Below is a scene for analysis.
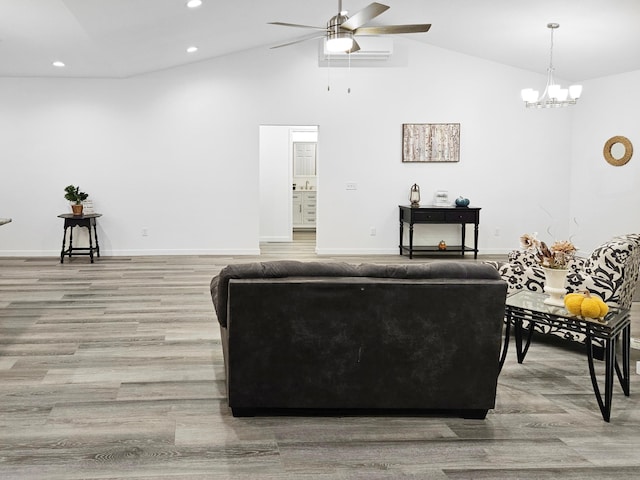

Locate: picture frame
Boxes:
[402,123,460,163]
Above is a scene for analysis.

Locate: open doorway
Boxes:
[259,125,318,253]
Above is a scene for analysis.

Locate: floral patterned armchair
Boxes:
[485,233,640,343]
[488,234,640,309]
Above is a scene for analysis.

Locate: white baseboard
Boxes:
[315,248,399,255]
[0,250,59,257]
[259,236,292,242]
[109,248,261,256]
[0,248,261,257]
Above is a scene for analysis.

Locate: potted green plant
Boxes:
[64,185,89,216]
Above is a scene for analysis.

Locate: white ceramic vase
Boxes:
[542,267,569,307]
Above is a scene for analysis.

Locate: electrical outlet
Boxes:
[494,228,500,237]
[370,227,376,236]
[346,182,357,190]
[142,228,148,237]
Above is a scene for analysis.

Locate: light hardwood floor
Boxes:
[1,236,640,479]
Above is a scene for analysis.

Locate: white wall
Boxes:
[0,37,627,257]
[569,70,640,253]
[259,125,293,242]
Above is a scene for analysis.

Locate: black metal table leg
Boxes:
[498,317,511,372]
[587,334,615,422]
[614,325,630,396]
[513,318,534,364]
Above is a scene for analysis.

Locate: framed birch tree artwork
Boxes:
[402,123,460,163]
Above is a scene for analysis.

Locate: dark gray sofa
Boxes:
[210,260,507,418]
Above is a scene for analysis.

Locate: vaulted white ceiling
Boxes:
[1,0,639,81]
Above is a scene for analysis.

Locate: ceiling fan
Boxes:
[269,1,431,53]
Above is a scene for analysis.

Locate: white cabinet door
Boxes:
[292,192,303,226]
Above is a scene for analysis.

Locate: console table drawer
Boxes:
[445,210,477,223]
[412,211,446,222]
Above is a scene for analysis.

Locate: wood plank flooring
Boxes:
[1,237,640,479]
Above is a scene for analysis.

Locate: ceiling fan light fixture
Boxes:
[186,0,202,8]
[326,32,354,52]
[522,23,582,108]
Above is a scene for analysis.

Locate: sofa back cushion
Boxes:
[211,260,501,327]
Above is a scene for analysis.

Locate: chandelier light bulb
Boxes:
[556,89,568,101]
[520,88,539,103]
[569,84,583,99]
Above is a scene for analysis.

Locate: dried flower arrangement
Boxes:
[520,233,576,269]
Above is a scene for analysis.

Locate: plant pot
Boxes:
[71,204,84,216]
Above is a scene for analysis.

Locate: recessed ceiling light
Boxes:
[186,0,202,8]
[52,61,65,68]
[186,46,199,53]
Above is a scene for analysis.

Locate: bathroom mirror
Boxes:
[293,142,317,176]
[603,135,633,166]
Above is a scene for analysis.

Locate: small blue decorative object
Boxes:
[455,196,470,207]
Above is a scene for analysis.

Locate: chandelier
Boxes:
[521,23,582,108]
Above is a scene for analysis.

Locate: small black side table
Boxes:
[58,213,102,263]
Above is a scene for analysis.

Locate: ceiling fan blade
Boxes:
[268,22,326,31]
[354,24,431,35]
[348,39,361,53]
[270,33,325,49]
[341,2,390,31]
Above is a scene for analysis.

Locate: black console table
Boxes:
[58,213,102,263]
[399,205,481,259]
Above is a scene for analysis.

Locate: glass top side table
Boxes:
[501,290,630,422]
